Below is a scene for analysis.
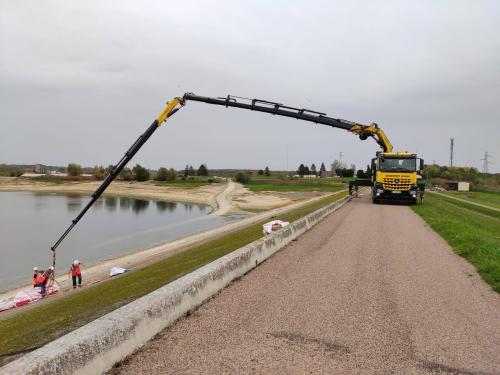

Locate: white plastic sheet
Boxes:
[110,267,129,277]
[262,220,290,235]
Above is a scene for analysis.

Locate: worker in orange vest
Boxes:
[32,267,40,287]
[36,266,54,296]
[68,260,83,289]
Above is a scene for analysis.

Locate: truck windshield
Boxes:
[380,158,416,172]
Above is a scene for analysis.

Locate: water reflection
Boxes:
[66,195,83,212]
[104,196,117,211]
[156,201,177,212]
[94,198,104,210]
[132,199,149,214]
[120,197,132,210]
[184,203,193,212]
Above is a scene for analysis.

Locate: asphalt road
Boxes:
[111,194,500,375]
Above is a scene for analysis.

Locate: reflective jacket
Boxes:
[71,265,81,276]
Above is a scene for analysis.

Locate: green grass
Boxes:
[154,181,209,188]
[0,192,347,359]
[412,194,500,293]
[154,177,217,189]
[245,181,347,193]
[441,191,500,210]
[432,193,500,220]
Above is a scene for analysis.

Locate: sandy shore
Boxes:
[0,177,336,313]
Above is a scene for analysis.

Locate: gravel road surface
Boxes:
[111,194,500,375]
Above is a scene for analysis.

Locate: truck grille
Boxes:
[383,177,412,191]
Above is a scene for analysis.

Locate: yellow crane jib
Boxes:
[156,97,184,126]
[349,123,393,153]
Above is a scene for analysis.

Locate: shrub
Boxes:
[120,168,133,181]
[235,172,250,184]
[165,168,177,181]
[132,164,150,181]
[155,167,168,181]
[67,163,83,177]
[92,165,106,180]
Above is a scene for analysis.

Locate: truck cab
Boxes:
[372,152,424,204]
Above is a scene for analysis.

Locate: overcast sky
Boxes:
[1,0,499,172]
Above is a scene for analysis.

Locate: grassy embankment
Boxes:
[245,178,348,192]
[412,193,500,293]
[440,191,500,210]
[0,192,348,360]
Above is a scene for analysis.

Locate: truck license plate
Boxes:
[391,191,401,194]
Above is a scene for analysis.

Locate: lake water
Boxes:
[0,192,240,292]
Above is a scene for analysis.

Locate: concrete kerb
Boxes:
[0,194,352,375]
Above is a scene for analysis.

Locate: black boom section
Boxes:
[182,93,355,131]
[50,119,161,255]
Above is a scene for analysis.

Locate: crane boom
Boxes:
[49,92,393,267]
[49,98,182,265]
[182,93,393,152]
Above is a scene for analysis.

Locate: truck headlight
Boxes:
[377,188,383,194]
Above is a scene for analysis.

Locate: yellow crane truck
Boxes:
[49,93,425,268]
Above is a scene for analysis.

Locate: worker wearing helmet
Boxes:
[68,260,83,289]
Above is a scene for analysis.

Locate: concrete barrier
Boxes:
[1,194,352,375]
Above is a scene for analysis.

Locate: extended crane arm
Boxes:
[49,97,183,263]
[181,93,393,152]
[49,92,391,265]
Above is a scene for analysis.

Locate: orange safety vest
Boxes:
[36,275,45,284]
[32,273,38,286]
[71,265,81,276]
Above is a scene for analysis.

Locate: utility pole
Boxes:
[450,138,454,167]
[339,152,343,168]
[480,152,492,173]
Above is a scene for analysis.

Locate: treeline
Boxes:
[424,164,499,190]
[296,162,326,176]
[88,163,210,182]
[295,161,372,178]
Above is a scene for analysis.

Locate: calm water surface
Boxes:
[0,192,240,292]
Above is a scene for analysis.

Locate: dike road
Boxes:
[111,193,500,375]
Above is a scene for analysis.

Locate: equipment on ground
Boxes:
[49,93,424,269]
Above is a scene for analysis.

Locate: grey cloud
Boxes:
[0,0,499,171]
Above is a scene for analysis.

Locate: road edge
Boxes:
[0,195,352,375]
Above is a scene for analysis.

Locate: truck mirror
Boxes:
[419,159,424,171]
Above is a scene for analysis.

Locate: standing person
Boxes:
[68,260,83,289]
